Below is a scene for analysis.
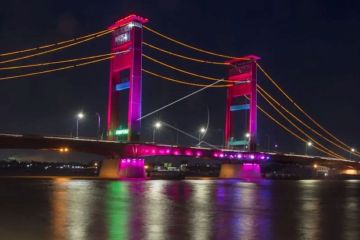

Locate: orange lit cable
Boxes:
[258,85,360,158]
[144,25,353,155]
[143,42,229,65]
[0,56,113,81]
[143,26,249,60]
[257,63,358,155]
[143,60,341,157]
[258,89,343,158]
[0,29,111,57]
[142,69,231,88]
[0,31,111,65]
[143,54,238,83]
[0,52,119,71]
[257,105,343,159]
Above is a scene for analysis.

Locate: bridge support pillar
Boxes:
[219,163,262,179]
[107,15,148,142]
[99,158,146,179]
[224,55,260,151]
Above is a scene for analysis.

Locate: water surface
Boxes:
[0,179,359,240]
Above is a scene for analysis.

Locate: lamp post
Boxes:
[305,141,312,155]
[76,112,84,138]
[153,121,161,143]
[266,134,270,152]
[245,132,250,150]
[350,148,356,160]
[95,112,101,139]
[198,127,206,146]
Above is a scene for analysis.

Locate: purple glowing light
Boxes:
[119,158,146,178]
[243,163,256,166]
[241,163,261,179]
[185,150,193,156]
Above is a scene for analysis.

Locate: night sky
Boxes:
[0,0,359,161]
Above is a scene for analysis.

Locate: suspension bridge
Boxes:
[0,14,359,179]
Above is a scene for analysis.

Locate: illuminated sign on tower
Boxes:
[107,15,148,142]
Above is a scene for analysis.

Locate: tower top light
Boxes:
[108,14,149,30]
[225,55,261,64]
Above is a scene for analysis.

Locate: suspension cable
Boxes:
[159,121,221,150]
[257,63,357,154]
[142,69,231,88]
[143,69,340,157]
[143,26,248,60]
[0,29,111,57]
[0,52,122,71]
[258,85,360,158]
[144,70,343,157]
[138,79,223,121]
[0,31,111,65]
[144,25,354,154]
[143,42,228,65]
[257,104,342,159]
[143,57,339,157]
[258,89,343,159]
[143,54,238,83]
[0,56,113,81]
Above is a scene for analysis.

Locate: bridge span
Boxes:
[0,14,358,179]
[1,134,359,179]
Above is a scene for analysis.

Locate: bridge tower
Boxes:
[107,15,148,141]
[224,55,260,151]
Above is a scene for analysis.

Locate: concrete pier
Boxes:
[219,163,262,179]
[99,158,146,179]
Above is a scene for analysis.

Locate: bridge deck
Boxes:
[0,134,358,168]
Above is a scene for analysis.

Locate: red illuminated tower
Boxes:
[107,15,148,142]
[224,55,260,151]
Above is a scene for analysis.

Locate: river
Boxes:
[0,178,359,240]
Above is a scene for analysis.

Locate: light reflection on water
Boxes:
[0,179,359,240]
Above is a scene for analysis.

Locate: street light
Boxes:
[350,148,356,160]
[244,133,251,150]
[76,112,84,138]
[59,147,69,153]
[305,141,312,155]
[266,134,270,152]
[153,121,161,143]
[198,127,207,146]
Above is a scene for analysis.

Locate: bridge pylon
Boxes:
[224,55,260,151]
[107,15,148,141]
